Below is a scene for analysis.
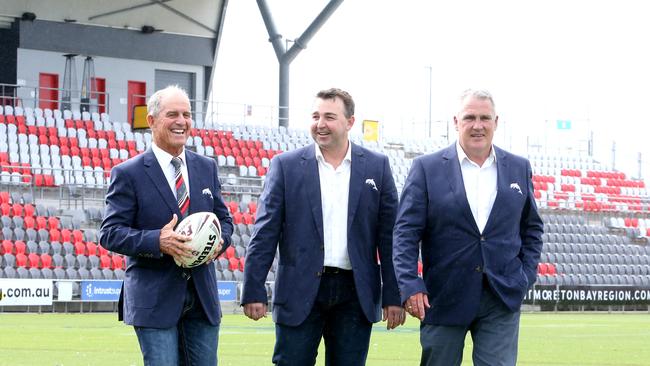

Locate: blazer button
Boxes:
[316,271,322,277]
[475,265,482,272]
[480,236,486,242]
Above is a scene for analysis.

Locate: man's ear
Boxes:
[347,116,355,131]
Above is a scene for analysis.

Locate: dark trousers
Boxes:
[272,269,373,366]
[420,285,520,366]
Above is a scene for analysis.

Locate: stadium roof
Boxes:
[0,0,226,39]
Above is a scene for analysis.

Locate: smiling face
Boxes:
[147,89,192,156]
[310,96,354,154]
[454,95,498,165]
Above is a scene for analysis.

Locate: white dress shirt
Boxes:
[151,143,190,201]
[456,141,497,233]
[316,142,352,270]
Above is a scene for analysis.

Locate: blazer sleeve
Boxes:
[241,156,285,305]
[393,158,429,304]
[377,155,401,307]
[99,166,162,258]
[519,160,544,286]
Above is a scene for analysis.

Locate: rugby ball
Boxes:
[174,212,222,268]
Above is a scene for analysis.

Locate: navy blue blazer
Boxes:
[241,143,401,326]
[99,148,233,328]
[393,144,543,326]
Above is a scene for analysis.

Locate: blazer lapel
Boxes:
[301,146,324,243]
[347,144,365,233]
[483,147,507,233]
[443,144,480,233]
[185,151,200,215]
[143,148,180,215]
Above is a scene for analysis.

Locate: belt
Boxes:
[322,266,352,275]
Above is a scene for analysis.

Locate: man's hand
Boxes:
[405,292,430,321]
[159,214,193,260]
[243,302,267,321]
[382,305,406,330]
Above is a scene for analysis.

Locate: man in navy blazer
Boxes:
[100,85,233,365]
[242,88,404,365]
[393,89,543,366]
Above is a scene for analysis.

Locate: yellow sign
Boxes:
[132,105,149,130]
[363,120,379,141]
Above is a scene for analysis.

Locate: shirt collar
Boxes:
[315,141,352,166]
[456,140,496,167]
[152,142,187,168]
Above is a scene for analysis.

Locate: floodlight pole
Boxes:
[257,0,344,128]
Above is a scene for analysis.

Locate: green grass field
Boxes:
[1,312,650,365]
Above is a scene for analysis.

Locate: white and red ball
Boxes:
[174,212,222,268]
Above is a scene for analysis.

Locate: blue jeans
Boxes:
[420,285,520,366]
[134,281,220,366]
[273,270,372,366]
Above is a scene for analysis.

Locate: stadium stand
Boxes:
[3,101,650,313]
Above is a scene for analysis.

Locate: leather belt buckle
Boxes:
[323,266,350,274]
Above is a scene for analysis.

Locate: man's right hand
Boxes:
[243,303,268,321]
[405,292,430,321]
[159,214,193,260]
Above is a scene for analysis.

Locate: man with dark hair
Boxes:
[100,85,233,365]
[242,88,404,365]
[393,89,543,366]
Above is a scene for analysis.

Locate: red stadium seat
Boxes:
[99,255,112,269]
[227,201,239,214]
[27,252,40,268]
[24,203,35,217]
[11,203,23,217]
[228,257,239,271]
[98,245,109,257]
[23,216,35,229]
[0,203,10,216]
[74,241,86,256]
[247,201,257,215]
[60,229,72,243]
[14,240,26,255]
[232,212,243,225]
[112,255,124,270]
[35,216,47,230]
[72,229,84,243]
[49,228,61,242]
[86,242,98,256]
[225,246,235,259]
[1,240,14,255]
[16,253,27,267]
[40,253,52,269]
[48,216,60,229]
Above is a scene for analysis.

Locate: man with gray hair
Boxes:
[100,85,233,365]
[392,89,543,365]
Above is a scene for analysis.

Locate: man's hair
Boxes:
[316,88,355,118]
[147,85,190,118]
[459,88,495,110]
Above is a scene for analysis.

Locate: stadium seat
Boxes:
[99,255,112,269]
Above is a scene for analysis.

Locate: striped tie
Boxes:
[171,157,190,217]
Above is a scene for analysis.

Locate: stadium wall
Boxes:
[16,48,205,124]
[5,18,214,122]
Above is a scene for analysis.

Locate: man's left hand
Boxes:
[382,305,406,330]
